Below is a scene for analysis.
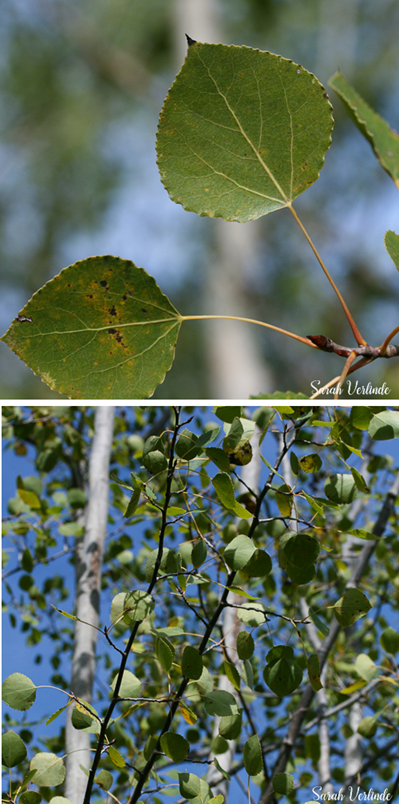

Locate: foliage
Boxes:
[2,404,399,803]
[1,38,399,399]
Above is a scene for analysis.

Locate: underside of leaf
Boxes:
[157,42,333,222]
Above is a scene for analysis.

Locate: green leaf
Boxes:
[156,635,175,673]
[18,489,41,509]
[29,753,66,787]
[329,71,399,188]
[368,410,399,440]
[355,653,377,683]
[308,605,330,637]
[213,758,230,780]
[204,690,239,717]
[347,528,376,541]
[175,429,200,461]
[21,548,34,573]
[111,669,142,698]
[95,769,113,790]
[283,533,320,568]
[299,454,322,473]
[212,473,252,519]
[224,534,256,571]
[385,230,399,271]
[237,631,254,660]
[350,467,369,493]
[213,406,244,423]
[182,646,203,680]
[124,487,141,518]
[224,660,241,691]
[1,256,181,399]
[46,797,73,804]
[263,646,303,696]
[380,626,399,654]
[222,417,244,450]
[241,549,272,578]
[334,588,371,627]
[67,488,87,508]
[324,473,357,504]
[357,715,378,738]
[237,602,265,627]
[307,654,323,692]
[243,734,263,776]
[142,450,168,474]
[241,659,254,690]
[192,539,208,568]
[286,562,315,585]
[205,447,232,473]
[107,746,126,768]
[45,703,69,726]
[219,712,242,740]
[19,794,42,804]
[275,484,293,517]
[160,732,189,762]
[71,706,100,734]
[272,773,294,795]
[2,673,36,711]
[350,406,373,430]
[179,772,201,799]
[157,43,333,222]
[2,730,27,767]
[305,733,321,762]
[123,590,155,623]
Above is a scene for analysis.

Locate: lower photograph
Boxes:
[2,404,399,804]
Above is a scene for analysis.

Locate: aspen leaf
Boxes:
[160,732,189,762]
[334,588,371,627]
[2,730,27,767]
[2,673,36,711]
[243,734,263,776]
[307,653,323,692]
[157,43,333,222]
[272,773,294,795]
[29,753,65,787]
[329,71,399,187]
[182,646,203,680]
[1,256,181,399]
[385,230,399,271]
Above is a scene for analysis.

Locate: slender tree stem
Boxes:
[288,204,367,346]
[380,325,399,355]
[334,349,358,400]
[180,314,318,348]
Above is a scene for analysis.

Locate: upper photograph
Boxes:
[1,0,398,400]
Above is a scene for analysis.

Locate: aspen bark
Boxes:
[64,406,115,803]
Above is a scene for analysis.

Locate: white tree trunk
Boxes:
[64,406,115,804]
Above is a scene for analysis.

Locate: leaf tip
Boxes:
[185,34,197,47]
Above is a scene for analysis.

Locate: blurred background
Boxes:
[1,0,398,399]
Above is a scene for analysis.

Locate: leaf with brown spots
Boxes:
[1,255,181,399]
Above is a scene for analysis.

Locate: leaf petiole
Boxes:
[180,314,318,348]
[379,325,399,355]
[288,203,367,346]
